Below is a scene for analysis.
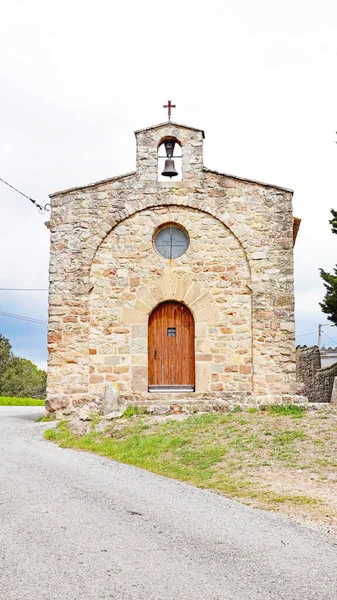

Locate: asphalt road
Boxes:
[1,406,337,600]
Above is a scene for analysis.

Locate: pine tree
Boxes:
[319,209,337,325]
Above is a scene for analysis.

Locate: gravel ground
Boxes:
[1,406,337,600]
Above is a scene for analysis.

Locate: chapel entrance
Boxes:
[148,301,195,392]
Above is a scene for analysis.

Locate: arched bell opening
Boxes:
[148,300,195,392]
[157,137,182,182]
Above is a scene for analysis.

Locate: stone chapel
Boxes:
[46,118,302,416]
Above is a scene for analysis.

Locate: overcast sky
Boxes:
[1,0,337,369]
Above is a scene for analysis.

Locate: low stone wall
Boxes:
[315,363,337,404]
[296,345,337,403]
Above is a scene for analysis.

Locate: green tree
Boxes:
[320,209,337,325]
[0,334,12,375]
[0,356,46,398]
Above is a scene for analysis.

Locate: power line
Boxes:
[0,288,48,291]
[322,330,337,346]
[0,311,47,325]
[297,332,316,337]
[0,177,50,214]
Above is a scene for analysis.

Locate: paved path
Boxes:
[1,406,337,600]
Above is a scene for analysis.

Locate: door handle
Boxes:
[154,348,157,359]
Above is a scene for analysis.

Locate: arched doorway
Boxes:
[148,301,195,392]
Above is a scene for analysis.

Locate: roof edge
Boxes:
[49,171,136,198]
[203,167,293,193]
[134,121,205,138]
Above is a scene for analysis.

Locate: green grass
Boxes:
[0,396,45,406]
[36,414,55,422]
[122,405,149,418]
[45,407,336,520]
[267,404,305,418]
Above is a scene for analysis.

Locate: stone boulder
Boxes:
[100,383,126,419]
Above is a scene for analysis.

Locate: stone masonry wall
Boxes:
[46,122,298,415]
[296,345,337,403]
[88,206,251,399]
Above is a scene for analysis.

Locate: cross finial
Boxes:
[163,100,176,121]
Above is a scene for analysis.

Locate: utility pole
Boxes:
[318,323,334,348]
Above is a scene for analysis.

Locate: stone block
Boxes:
[100,383,126,418]
[184,282,202,306]
[162,271,177,298]
[137,286,156,308]
[131,338,147,354]
[194,304,220,323]
[196,362,210,393]
[190,292,214,313]
[195,323,207,338]
[211,382,224,391]
[122,307,147,325]
[150,283,165,305]
[196,338,212,353]
[104,356,120,365]
[131,366,148,392]
[131,354,147,365]
[131,323,147,338]
[196,353,212,361]
[114,365,129,374]
[280,321,295,332]
[134,300,151,314]
[175,278,192,301]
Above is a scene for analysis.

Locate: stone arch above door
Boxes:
[87,200,253,283]
[88,205,252,398]
[121,271,221,326]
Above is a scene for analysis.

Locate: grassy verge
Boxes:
[45,406,337,531]
[0,396,45,406]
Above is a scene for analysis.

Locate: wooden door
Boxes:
[148,301,195,391]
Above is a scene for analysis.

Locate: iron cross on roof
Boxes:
[163,100,176,121]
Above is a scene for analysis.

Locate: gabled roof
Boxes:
[49,171,136,198]
[203,167,293,193]
[134,121,205,139]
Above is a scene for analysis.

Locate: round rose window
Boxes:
[154,225,189,259]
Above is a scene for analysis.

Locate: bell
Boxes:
[161,158,178,178]
[164,140,176,158]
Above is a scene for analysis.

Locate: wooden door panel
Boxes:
[148,301,195,388]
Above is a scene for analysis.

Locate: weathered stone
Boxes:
[331,377,337,404]
[68,418,91,436]
[131,366,147,393]
[78,404,93,421]
[122,307,147,325]
[100,383,126,418]
[296,346,337,403]
[196,363,210,393]
[280,322,295,333]
[46,120,300,416]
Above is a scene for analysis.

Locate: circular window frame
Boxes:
[153,222,190,260]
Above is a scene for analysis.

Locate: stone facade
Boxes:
[46,121,301,416]
[296,345,337,403]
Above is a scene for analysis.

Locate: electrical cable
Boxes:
[0,311,47,325]
[297,332,316,337]
[321,330,337,346]
[0,288,48,291]
[0,177,50,214]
